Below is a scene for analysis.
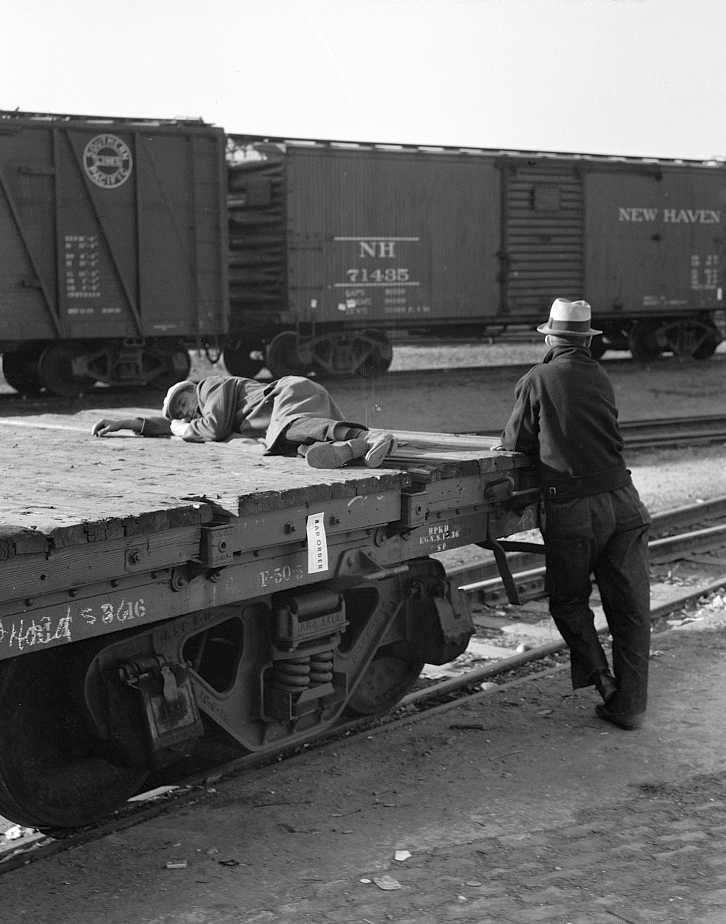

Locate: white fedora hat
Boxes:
[537,298,602,336]
[161,380,196,419]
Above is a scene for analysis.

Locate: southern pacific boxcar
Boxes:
[224,135,725,377]
[0,110,228,395]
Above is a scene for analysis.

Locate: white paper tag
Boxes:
[306,512,329,573]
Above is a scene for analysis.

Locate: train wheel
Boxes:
[145,344,192,389]
[347,644,424,716]
[357,332,393,376]
[628,321,662,362]
[37,344,95,397]
[692,321,721,359]
[0,650,148,829]
[588,335,607,360]
[266,331,306,378]
[661,318,721,360]
[223,340,267,378]
[2,349,44,395]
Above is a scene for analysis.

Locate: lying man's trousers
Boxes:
[542,481,651,717]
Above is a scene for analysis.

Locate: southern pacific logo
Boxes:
[618,207,720,223]
[83,134,133,189]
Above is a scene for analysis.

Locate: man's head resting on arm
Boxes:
[162,380,198,421]
[90,379,199,438]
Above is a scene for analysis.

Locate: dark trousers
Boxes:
[542,482,651,717]
[281,418,365,447]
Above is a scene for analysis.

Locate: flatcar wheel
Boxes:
[37,343,95,397]
[347,648,425,716]
[0,650,148,829]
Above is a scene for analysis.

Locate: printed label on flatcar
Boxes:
[307,512,329,573]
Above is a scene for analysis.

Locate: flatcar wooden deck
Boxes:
[0,412,526,554]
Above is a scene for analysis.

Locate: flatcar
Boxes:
[224,134,725,376]
[0,423,538,828]
[1,110,724,394]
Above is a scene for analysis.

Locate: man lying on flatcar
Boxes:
[91,374,396,469]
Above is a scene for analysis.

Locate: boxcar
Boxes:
[224,136,725,377]
[2,112,724,392]
[0,110,228,395]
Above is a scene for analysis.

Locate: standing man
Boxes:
[92,374,396,469]
[499,298,651,730]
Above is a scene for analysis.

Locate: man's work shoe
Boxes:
[304,437,368,469]
[592,671,618,704]
[363,430,396,468]
[595,703,644,731]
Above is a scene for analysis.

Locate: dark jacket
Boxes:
[500,345,628,496]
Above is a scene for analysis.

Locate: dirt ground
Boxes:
[3,611,726,923]
[1,351,726,922]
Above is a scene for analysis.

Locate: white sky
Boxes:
[3,0,725,160]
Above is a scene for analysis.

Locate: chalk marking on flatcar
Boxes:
[0,611,73,653]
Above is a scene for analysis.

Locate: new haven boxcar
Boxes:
[0,111,228,395]
[224,136,725,377]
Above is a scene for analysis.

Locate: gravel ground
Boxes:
[0,345,725,922]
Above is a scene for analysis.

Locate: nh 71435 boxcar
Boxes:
[224,136,724,377]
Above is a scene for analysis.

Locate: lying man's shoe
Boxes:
[304,437,368,469]
[595,703,644,731]
[363,430,396,468]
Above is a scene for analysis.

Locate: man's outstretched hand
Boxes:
[91,418,136,437]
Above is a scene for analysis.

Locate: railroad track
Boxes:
[1,497,725,872]
[2,350,723,405]
[465,414,726,451]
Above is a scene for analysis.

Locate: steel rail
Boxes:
[399,573,726,708]
[465,414,726,450]
[457,521,726,607]
[445,495,726,605]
